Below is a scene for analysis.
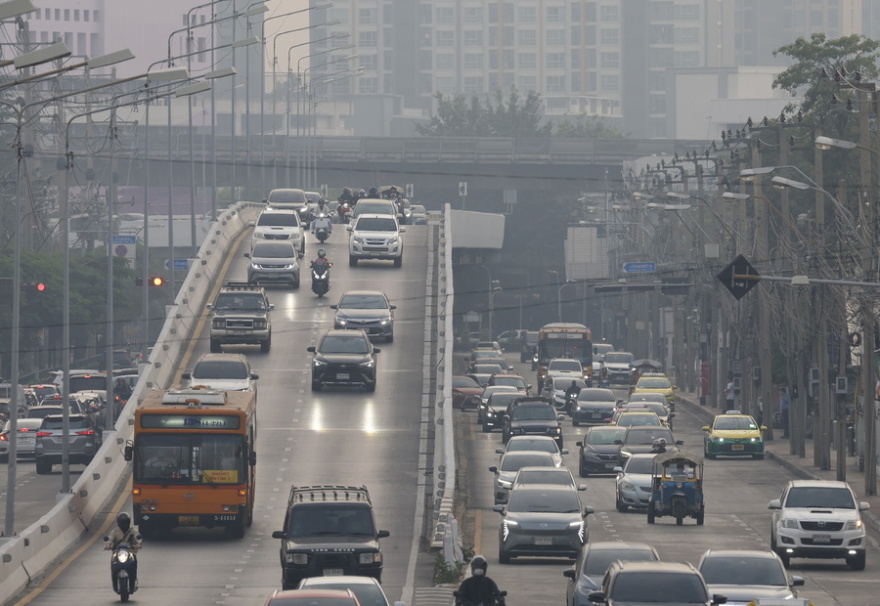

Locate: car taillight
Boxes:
[0,434,7,442]
[36,432,53,437]
[18,428,31,432]
[75,430,95,436]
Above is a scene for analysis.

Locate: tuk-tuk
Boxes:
[647,451,704,526]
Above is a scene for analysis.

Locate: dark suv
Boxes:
[35,413,102,474]
[308,330,380,392]
[502,398,565,447]
[588,560,726,605]
[271,485,390,590]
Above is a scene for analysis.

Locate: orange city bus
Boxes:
[125,388,257,538]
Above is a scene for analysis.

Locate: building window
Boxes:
[546,53,565,69]
[600,74,619,92]
[600,5,619,21]
[571,72,581,92]
[74,9,79,21]
[360,54,378,70]
[518,29,536,45]
[503,49,514,69]
[674,4,701,20]
[44,8,49,19]
[518,75,537,91]
[503,26,514,46]
[93,10,99,22]
[359,31,377,47]
[197,37,206,62]
[464,53,482,70]
[600,52,619,68]
[518,52,537,69]
[571,25,580,45]
[436,31,454,47]
[502,3,514,22]
[571,2,581,21]
[436,7,453,24]
[359,8,377,24]
[673,50,700,67]
[546,75,565,92]
[570,49,581,69]
[358,77,378,94]
[54,9,59,20]
[464,30,483,46]
[64,9,69,20]
[518,6,537,23]
[463,76,483,92]
[436,53,454,69]
[77,32,86,55]
[464,6,482,24]
[546,6,563,22]
[83,10,89,21]
[435,76,455,93]
[675,27,700,44]
[546,29,565,46]
[600,28,618,45]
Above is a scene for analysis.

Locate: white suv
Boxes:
[769,479,869,570]
[347,213,405,267]
[252,208,305,256]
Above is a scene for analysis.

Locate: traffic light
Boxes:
[149,276,165,287]
[34,282,46,292]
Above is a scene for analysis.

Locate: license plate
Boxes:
[337,373,350,380]
[232,329,247,335]
[732,444,744,451]
[20,437,33,443]
[534,537,552,545]
[323,569,344,576]
[178,515,200,526]
[813,534,831,544]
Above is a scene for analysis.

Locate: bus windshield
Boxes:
[134,433,245,485]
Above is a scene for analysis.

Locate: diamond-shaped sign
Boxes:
[717,254,760,300]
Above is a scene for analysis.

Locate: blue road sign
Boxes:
[164,258,192,270]
[622,262,656,273]
[112,235,136,245]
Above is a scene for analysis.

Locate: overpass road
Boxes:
[9,224,437,605]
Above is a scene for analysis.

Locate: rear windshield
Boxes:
[583,549,656,575]
[500,452,555,471]
[611,572,708,603]
[41,416,90,430]
[506,438,557,454]
[549,360,581,371]
[257,213,299,227]
[69,375,106,393]
[192,360,248,380]
[699,556,787,586]
[268,189,305,203]
[214,293,267,311]
[511,405,557,421]
[586,428,627,445]
[338,294,388,309]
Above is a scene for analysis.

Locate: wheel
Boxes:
[499,549,511,564]
[282,576,301,591]
[647,502,655,524]
[120,587,129,603]
[386,332,394,343]
[676,515,683,526]
[848,551,866,571]
[291,277,300,290]
[572,418,580,427]
[502,431,510,444]
[778,551,790,568]
[260,337,271,353]
[616,496,628,513]
[311,380,322,392]
[482,422,492,433]
[393,255,402,268]
[696,510,705,525]
[578,459,588,478]
[349,256,358,267]
[35,458,51,474]
[227,520,246,538]
[210,339,222,353]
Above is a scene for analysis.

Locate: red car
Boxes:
[264,588,361,606]
[452,375,483,409]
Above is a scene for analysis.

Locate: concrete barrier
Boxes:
[0,201,262,602]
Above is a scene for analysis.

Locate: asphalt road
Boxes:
[9,225,435,605]
[459,355,880,606]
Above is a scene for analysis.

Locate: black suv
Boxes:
[502,398,565,447]
[271,485,390,590]
[207,282,274,353]
[308,329,380,392]
[588,560,725,605]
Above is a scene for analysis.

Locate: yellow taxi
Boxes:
[629,372,676,406]
[701,410,766,460]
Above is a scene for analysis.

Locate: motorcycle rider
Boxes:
[456,555,503,606]
[310,213,333,237]
[564,380,581,415]
[338,187,354,221]
[311,248,332,270]
[105,512,141,586]
[368,186,380,198]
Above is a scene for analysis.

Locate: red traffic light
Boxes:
[35,282,46,292]
[149,276,165,287]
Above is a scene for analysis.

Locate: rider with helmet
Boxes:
[105,512,141,583]
[455,556,504,606]
[310,212,333,236]
[311,248,332,270]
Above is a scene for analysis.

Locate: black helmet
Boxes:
[470,555,488,576]
[317,249,326,258]
[116,512,131,532]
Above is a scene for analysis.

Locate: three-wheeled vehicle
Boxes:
[647,451,704,525]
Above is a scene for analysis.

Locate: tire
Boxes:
[572,419,580,427]
[35,458,51,474]
[578,459,588,478]
[120,588,129,603]
[227,520,246,539]
[696,509,705,525]
[647,502,655,524]
[482,422,492,433]
[848,551,866,571]
[386,332,394,343]
[778,551,790,568]
[499,549,511,564]
[0,454,8,464]
[349,256,358,267]
[676,515,683,526]
[210,339,222,353]
[292,277,300,290]
[311,380,322,391]
[393,255,402,268]
[502,431,510,444]
[261,337,271,353]
[753,453,765,460]
[616,496,628,513]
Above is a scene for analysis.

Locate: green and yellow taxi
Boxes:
[702,410,766,460]
[629,372,676,407]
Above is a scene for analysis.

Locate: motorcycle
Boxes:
[314,226,330,243]
[531,352,538,371]
[453,590,507,606]
[338,202,353,223]
[104,539,140,602]
[311,261,331,297]
[565,393,578,416]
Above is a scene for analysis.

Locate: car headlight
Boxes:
[360,359,375,368]
[285,553,308,565]
[250,263,259,270]
[354,236,365,244]
[313,359,327,367]
[389,236,399,244]
[570,520,585,541]
[845,519,864,530]
[486,411,494,418]
[710,436,724,443]
[380,318,390,325]
[498,480,512,489]
[553,427,561,434]
[781,518,799,529]
[282,264,295,270]
[502,519,519,540]
[358,552,382,564]
[336,319,347,327]
[750,437,760,442]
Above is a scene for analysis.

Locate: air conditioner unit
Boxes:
[836,376,848,395]
[809,367,820,383]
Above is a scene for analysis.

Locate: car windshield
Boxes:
[500,453,555,471]
[517,469,570,485]
[506,489,581,513]
[549,360,581,371]
[319,335,371,354]
[624,428,674,445]
[785,486,856,509]
[700,556,787,586]
[270,598,356,606]
[356,202,394,214]
[356,217,397,232]
[714,416,758,431]
[31,386,57,399]
[338,294,388,309]
[611,572,708,602]
[624,457,657,475]
[586,428,628,445]
[506,438,557,454]
[511,406,557,421]
[268,189,305,203]
[629,394,666,404]
[286,505,375,537]
[639,378,671,389]
[252,242,295,258]
[578,389,616,402]
[214,294,266,311]
[604,353,634,364]
[583,549,657,575]
[493,377,525,388]
[453,377,480,389]
[41,416,90,430]
[192,361,248,380]
[257,213,299,227]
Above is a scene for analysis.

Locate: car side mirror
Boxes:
[560,448,569,454]
[249,451,257,465]
[675,440,684,445]
[790,575,805,587]
[701,426,709,431]
[711,594,727,605]
[557,415,565,421]
[390,305,397,310]
[583,506,594,517]
[262,199,268,204]
[575,441,583,447]
[577,484,587,491]
[495,449,504,454]
[243,252,251,258]
[768,499,782,510]
[400,227,406,233]
[329,305,338,310]
[123,443,133,461]
[859,501,871,511]
[563,568,576,580]
[307,346,316,353]
[247,220,255,227]
[377,529,390,539]
[489,466,498,473]
[251,374,259,380]
[492,505,505,514]
[206,303,214,310]
[271,531,286,539]
[268,304,275,311]
[346,225,353,231]
[373,348,381,354]
[181,372,191,380]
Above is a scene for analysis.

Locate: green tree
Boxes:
[485,88,552,137]
[554,114,627,138]
[416,88,550,137]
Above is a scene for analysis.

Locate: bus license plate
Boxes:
[731,445,744,451]
[323,569,344,576]
[178,515,200,526]
[813,534,831,544]
[337,373,350,380]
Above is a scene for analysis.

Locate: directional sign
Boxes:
[112,235,137,245]
[164,258,192,271]
[717,254,760,300]
[622,262,656,274]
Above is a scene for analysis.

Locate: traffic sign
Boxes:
[622,262,656,273]
[164,258,192,270]
[717,254,760,300]
[112,235,137,245]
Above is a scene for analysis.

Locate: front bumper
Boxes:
[705,438,764,456]
[617,484,652,509]
[499,526,584,558]
[775,526,866,559]
[248,267,299,285]
[349,240,402,260]
[580,452,619,474]
[312,365,376,388]
[335,321,393,340]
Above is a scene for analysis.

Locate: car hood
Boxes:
[705,584,790,605]
[604,363,632,370]
[316,353,373,365]
[504,511,582,529]
[710,429,760,439]
[188,378,251,391]
[622,444,680,455]
[249,254,298,266]
[582,443,621,455]
[255,226,300,236]
[352,230,399,239]
[335,309,392,322]
[781,506,862,521]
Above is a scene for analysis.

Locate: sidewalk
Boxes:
[676,390,880,542]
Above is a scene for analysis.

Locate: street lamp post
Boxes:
[489,286,502,342]
[558,280,576,322]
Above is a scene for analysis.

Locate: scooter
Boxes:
[311,261,331,297]
[314,226,330,243]
[531,352,539,371]
[104,539,140,602]
[338,202,353,223]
